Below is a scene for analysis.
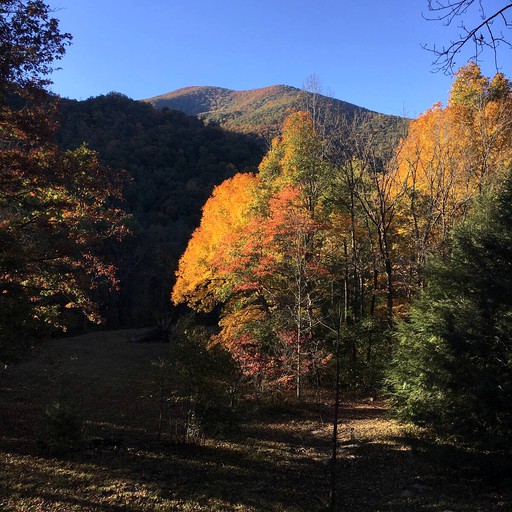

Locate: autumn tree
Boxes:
[0,1,127,361]
[395,63,512,289]
[171,172,260,311]
[388,170,512,445]
[173,113,337,397]
[223,185,332,397]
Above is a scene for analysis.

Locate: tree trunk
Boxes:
[329,319,342,511]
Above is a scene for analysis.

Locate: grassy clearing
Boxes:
[0,329,510,511]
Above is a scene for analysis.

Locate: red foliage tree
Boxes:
[0,1,127,360]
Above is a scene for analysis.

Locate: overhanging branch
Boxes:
[422,1,512,73]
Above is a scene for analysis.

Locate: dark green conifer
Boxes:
[388,171,512,445]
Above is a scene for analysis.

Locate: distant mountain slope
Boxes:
[56,92,263,326]
[143,85,402,139]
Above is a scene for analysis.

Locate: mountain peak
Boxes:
[142,85,398,138]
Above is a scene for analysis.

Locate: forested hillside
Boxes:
[144,84,405,143]
[56,93,263,326]
[2,2,512,510]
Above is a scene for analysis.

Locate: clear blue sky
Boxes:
[48,0,509,117]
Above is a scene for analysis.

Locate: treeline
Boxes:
[173,63,512,446]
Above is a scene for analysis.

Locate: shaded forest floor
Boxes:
[0,329,510,511]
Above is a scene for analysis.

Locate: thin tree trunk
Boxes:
[329,311,342,512]
[296,241,302,400]
[378,227,394,330]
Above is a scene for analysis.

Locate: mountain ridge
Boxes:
[143,84,388,138]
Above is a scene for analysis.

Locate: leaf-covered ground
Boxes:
[0,329,510,511]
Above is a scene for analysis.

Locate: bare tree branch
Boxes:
[422,1,512,74]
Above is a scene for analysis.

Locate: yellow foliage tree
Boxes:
[394,63,512,283]
[171,172,259,311]
[173,112,336,396]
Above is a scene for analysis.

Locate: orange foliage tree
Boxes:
[216,185,333,397]
[171,172,260,311]
[174,113,336,396]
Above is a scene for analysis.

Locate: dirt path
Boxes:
[0,330,509,511]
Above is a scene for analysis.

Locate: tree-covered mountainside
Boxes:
[144,85,307,136]
[143,85,405,142]
[56,92,263,326]
[55,89,404,329]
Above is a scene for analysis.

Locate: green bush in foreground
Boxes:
[38,400,84,453]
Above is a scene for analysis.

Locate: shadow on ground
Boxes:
[0,330,510,511]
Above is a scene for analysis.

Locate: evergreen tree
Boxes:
[388,170,512,445]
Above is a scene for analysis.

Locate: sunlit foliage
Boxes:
[173,64,512,406]
[394,62,512,285]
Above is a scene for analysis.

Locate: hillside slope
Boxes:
[57,93,263,326]
[143,85,402,139]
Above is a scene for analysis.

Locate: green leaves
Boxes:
[388,175,512,444]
